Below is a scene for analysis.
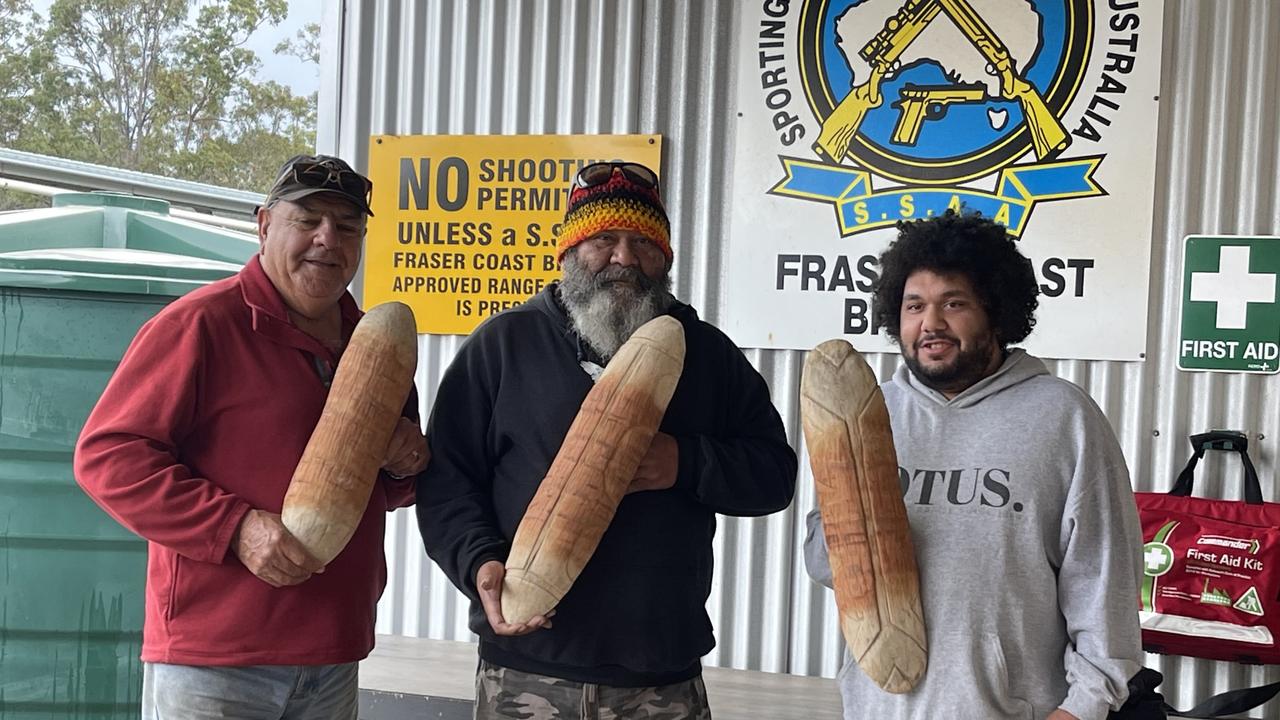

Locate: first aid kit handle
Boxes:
[1169,430,1263,504]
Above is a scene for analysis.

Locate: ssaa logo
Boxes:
[772,0,1108,237]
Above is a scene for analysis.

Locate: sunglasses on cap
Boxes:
[572,162,660,193]
[277,158,372,201]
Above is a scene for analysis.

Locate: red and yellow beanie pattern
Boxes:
[556,172,672,262]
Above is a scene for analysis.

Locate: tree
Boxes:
[0,0,79,209]
[0,0,318,211]
[0,0,37,139]
[276,21,320,65]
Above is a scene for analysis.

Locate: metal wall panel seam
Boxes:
[316,0,344,151]
[474,0,496,132]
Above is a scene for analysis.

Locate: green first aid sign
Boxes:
[1179,236,1280,373]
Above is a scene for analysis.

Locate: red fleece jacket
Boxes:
[75,255,416,666]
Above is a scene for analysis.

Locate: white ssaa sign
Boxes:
[723,0,1163,360]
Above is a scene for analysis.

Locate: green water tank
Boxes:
[0,192,254,718]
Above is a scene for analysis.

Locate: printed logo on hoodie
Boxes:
[898,466,1024,512]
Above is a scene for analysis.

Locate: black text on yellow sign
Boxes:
[363,134,663,334]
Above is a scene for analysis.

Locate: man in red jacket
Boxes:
[75,154,429,719]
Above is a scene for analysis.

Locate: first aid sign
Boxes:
[1178,236,1280,374]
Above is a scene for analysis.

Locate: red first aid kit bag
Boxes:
[1136,431,1280,664]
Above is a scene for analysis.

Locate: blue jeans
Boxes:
[141,661,358,719]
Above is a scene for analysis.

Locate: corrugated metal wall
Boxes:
[319,0,1280,709]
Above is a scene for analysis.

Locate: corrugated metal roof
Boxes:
[0,148,263,217]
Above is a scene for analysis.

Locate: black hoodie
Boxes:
[417,284,797,686]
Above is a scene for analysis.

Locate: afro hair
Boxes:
[872,210,1039,346]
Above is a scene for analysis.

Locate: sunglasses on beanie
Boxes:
[571,162,661,194]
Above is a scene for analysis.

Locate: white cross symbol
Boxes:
[1190,246,1276,329]
[1145,546,1169,571]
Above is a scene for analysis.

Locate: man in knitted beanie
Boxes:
[555,162,675,360]
[419,162,797,719]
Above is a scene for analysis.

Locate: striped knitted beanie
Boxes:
[556,170,672,262]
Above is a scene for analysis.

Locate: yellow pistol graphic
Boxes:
[891,82,987,146]
[814,0,1069,164]
[812,0,941,164]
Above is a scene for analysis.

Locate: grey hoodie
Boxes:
[804,350,1143,720]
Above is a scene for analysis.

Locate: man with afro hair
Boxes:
[805,211,1144,720]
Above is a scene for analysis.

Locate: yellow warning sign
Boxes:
[363,134,662,334]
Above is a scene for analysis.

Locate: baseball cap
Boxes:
[261,154,374,216]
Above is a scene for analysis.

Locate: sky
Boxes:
[29,0,321,97]
[243,0,321,97]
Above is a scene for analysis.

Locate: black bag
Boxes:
[1107,659,1280,718]
[1108,668,1168,720]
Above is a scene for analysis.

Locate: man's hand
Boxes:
[476,560,554,636]
[627,432,678,494]
[232,509,326,587]
[1046,710,1080,720]
[383,417,430,478]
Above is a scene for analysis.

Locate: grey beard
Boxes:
[558,253,674,361]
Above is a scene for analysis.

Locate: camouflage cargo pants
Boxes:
[475,660,712,720]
